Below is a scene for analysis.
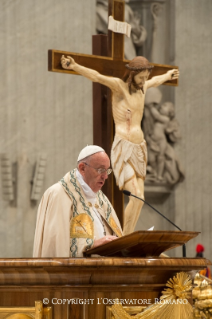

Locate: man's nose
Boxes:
[101,172,108,179]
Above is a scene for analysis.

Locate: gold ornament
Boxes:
[70,214,94,239]
[111,272,193,319]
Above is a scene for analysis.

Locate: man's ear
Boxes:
[78,162,85,175]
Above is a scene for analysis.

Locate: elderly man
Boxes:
[33,145,122,258]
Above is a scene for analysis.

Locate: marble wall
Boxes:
[136,0,212,260]
[0,0,96,257]
[173,0,212,259]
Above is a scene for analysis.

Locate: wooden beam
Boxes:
[48,50,179,86]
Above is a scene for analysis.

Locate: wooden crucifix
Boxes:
[48,0,178,227]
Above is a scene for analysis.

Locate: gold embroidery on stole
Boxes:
[108,215,122,237]
[70,214,94,239]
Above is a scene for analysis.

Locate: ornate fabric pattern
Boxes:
[69,170,93,219]
[60,169,122,256]
[60,177,78,217]
[70,214,94,239]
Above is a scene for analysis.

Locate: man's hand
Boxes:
[167,69,180,80]
[93,235,118,248]
[61,55,75,70]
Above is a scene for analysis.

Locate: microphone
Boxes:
[123,190,186,257]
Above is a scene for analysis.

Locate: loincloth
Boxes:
[111,136,147,189]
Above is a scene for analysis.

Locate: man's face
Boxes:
[79,152,110,193]
[133,70,150,89]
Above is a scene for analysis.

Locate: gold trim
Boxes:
[109,215,122,237]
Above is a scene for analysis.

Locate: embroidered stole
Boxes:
[60,169,122,257]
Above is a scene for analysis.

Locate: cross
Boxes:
[48,0,178,83]
[48,0,178,227]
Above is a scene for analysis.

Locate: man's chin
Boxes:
[97,182,104,190]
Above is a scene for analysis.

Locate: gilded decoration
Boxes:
[193,272,212,318]
[107,306,147,319]
[110,272,193,319]
[70,214,94,239]
[109,215,122,237]
[0,301,52,319]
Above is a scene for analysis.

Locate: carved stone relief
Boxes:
[143,87,184,185]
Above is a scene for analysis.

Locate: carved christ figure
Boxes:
[61,55,179,235]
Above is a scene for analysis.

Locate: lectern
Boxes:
[0,231,211,319]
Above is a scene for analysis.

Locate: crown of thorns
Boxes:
[125,64,154,71]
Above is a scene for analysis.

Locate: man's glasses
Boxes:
[84,163,112,175]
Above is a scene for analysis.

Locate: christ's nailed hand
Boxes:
[61,55,75,70]
[168,69,179,80]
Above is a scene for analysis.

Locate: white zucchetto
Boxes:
[77,145,105,162]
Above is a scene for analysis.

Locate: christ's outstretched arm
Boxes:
[146,69,179,89]
[61,55,122,93]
